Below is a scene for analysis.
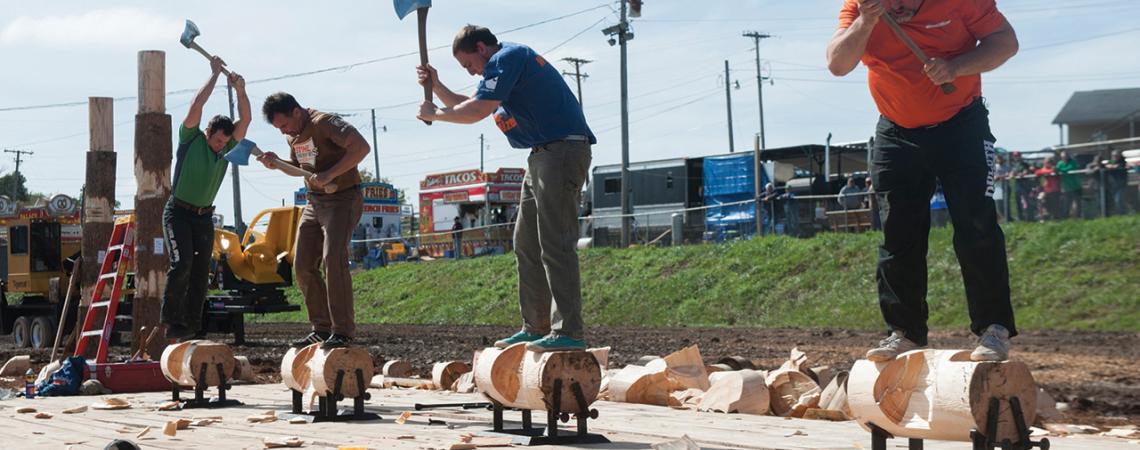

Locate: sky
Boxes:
[2,0,1139,227]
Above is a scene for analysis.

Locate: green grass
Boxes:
[254,215,1140,331]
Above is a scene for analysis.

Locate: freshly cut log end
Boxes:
[766,368,821,417]
[608,359,671,406]
[281,344,321,392]
[308,347,374,398]
[180,342,236,387]
[382,359,414,378]
[160,341,195,385]
[698,369,770,415]
[475,346,602,413]
[849,349,1038,443]
[432,361,472,390]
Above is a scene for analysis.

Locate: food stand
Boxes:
[418,168,524,258]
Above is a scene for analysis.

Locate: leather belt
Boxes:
[172,198,215,215]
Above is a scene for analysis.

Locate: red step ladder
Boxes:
[74,216,136,364]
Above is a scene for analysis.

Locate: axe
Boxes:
[225,139,338,193]
[180,19,231,75]
[881,14,956,94]
[395,0,433,125]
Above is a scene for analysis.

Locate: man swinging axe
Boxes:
[164,21,251,339]
[826,0,1020,361]
[414,25,595,352]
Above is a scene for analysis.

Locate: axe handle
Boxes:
[881,15,955,94]
[188,41,232,76]
[258,151,338,194]
[418,8,433,126]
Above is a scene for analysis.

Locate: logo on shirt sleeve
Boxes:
[494,111,517,133]
[293,138,318,167]
[485,77,499,91]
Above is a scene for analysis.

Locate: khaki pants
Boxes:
[294,188,363,338]
[514,140,591,340]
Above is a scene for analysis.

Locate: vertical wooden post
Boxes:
[81,98,117,307]
[133,50,171,358]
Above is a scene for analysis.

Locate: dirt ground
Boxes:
[2,324,1137,428]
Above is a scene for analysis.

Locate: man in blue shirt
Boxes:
[417,25,594,352]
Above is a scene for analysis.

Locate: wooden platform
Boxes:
[0,383,1130,449]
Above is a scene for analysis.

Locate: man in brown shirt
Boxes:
[257,92,370,349]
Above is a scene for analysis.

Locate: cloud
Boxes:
[0,7,181,48]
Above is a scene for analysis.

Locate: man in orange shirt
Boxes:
[827,0,1020,362]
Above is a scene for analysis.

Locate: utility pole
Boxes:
[371,108,386,180]
[743,31,772,150]
[561,57,592,105]
[227,81,245,237]
[753,134,762,236]
[479,134,485,172]
[4,148,33,198]
[603,0,634,247]
[724,60,735,153]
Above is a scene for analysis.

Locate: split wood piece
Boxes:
[716,356,755,371]
[34,412,53,419]
[669,388,706,409]
[663,345,710,391]
[248,410,278,423]
[263,436,304,448]
[608,359,671,406]
[432,361,472,390]
[308,347,374,398]
[233,356,254,382]
[817,370,851,416]
[372,375,436,390]
[766,368,821,417]
[163,421,177,436]
[1,355,30,376]
[588,347,611,379]
[705,364,734,374]
[17,407,36,414]
[473,343,527,404]
[848,349,1039,443]
[803,408,849,421]
[281,343,321,392]
[451,371,476,393]
[474,345,602,412]
[382,360,414,378]
[778,347,809,372]
[810,366,835,388]
[62,405,89,414]
[136,426,151,439]
[635,355,662,366]
[91,398,131,410]
[698,369,770,415]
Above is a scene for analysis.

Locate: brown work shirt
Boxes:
[287,108,366,193]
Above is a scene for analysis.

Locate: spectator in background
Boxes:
[1010,151,1036,221]
[1056,151,1082,219]
[838,177,864,210]
[452,216,464,259]
[1086,153,1107,215]
[1106,150,1132,215]
[992,153,1009,222]
[1035,156,1061,221]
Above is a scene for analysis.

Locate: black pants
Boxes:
[160,200,215,332]
[871,98,1017,346]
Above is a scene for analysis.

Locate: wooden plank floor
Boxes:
[0,383,1131,449]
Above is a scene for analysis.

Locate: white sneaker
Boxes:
[866,330,925,362]
[971,325,1011,361]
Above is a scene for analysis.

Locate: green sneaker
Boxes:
[525,335,587,352]
[494,331,544,349]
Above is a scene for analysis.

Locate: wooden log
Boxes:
[281,344,320,392]
[372,375,435,389]
[848,349,1038,443]
[432,361,472,390]
[698,369,770,415]
[608,359,671,406]
[817,370,850,416]
[161,340,234,387]
[160,341,194,385]
[474,345,602,413]
[382,360,413,378]
[308,347,374,398]
[133,51,171,358]
[81,97,116,319]
[766,368,821,418]
[0,355,30,376]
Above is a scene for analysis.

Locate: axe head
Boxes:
[225,139,256,166]
[394,0,431,20]
[180,19,200,48]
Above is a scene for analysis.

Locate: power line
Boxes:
[561,57,593,105]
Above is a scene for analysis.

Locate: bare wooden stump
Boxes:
[474,345,601,413]
[849,349,1038,442]
[308,347,374,398]
[698,369,770,415]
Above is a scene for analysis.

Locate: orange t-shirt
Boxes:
[838,0,1007,128]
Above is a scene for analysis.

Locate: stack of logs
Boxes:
[604,345,850,420]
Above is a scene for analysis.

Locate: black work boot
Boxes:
[320,334,353,349]
[291,331,330,348]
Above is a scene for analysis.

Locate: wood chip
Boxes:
[156,401,181,411]
[136,427,151,439]
[396,410,412,425]
[263,436,304,448]
[651,435,701,450]
[396,435,416,440]
[91,398,131,410]
[62,405,88,414]
[34,412,53,419]
[247,410,278,423]
[1105,428,1140,439]
[802,408,849,421]
[192,418,221,426]
[1045,423,1100,435]
[454,433,513,448]
[16,407,36,414]
[175,418,193,430]
[163,421,178,437]
[288,417,307,424]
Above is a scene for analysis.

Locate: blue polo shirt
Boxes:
[474,43,596,149]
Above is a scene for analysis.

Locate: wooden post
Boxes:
[133,50,171,358]
[81,98,116,309]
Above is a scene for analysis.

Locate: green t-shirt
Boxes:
[172,125,237,208]
[1055,159,1082,193]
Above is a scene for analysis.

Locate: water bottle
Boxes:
[24,368,35,399]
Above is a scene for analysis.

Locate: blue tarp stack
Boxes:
[703,154,768,240]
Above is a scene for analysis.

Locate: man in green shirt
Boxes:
[161,56,250,339]
[1056,151,1083,219]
